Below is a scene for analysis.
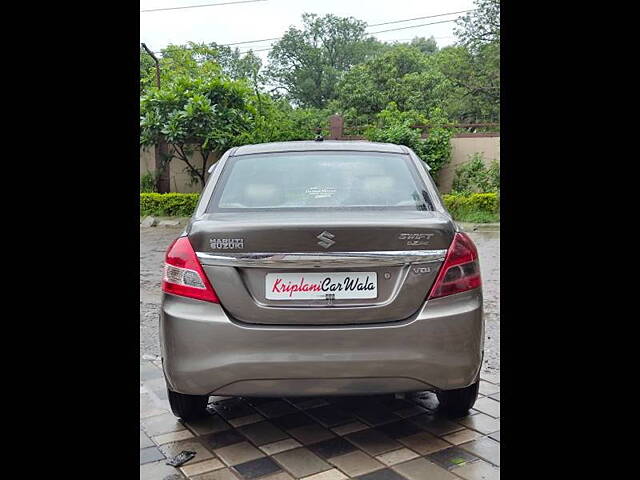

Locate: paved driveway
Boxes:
[140,224,500,479]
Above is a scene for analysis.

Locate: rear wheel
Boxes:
[167,389,209,421]
[436,380,479,418]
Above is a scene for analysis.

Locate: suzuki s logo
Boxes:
[317,231,336,249]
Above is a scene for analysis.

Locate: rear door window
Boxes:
[208,151,432,212]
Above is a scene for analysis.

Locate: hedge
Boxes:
[140,193,200,217]
[140,192,500,222]
[442,193,499,223]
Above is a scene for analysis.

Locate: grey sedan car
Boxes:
[160,140,483,420]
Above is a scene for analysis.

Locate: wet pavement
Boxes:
[141,358,499,479]
[140,224,500,479]
[139,224,500,376]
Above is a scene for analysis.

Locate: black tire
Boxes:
[436,380,479,418]
[167,389,209,421]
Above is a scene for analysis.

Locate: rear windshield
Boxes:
[207,151,432,212]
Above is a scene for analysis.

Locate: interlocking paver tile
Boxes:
[398,431,450,455]
[457,413,500,435]
[181,458,226,477]
[239,421,289,446]
[309,437,357,459]
[141,412,186,437]
[392,457,458,480]
[451,459,500,480]
[442,428,483,445]
[186,414,231,436]
[480,373,500,385]
[201,429,246,450]
[306,405,355,427]
[354,467,408,480]
[393,405,429,419]
[478,381,500,396]
[302,468,348,480]
[146,377,170,400]
[329,450,385,477]
[410,414,464,436]
[229,414,265,428]
[233,456,283,479]
[378,397,416,411]
[192,467,238,480]
[375,448,419,466]
[254,400,299,418]
[489,392,500,402]
[331,421,369,436]
[141,430,154,449]
[356,407,401,426]
[273,447,331,478]
[376,419,423,439]
[261,473,295,480]
[140,459,183,480]
[458,437,500,466]
[272,412,314,430]
[154,429,195,445]
[140,390,167,419]
[489,431,500,442]
[159,439,214,466]
[140,446,165,465]
[428,447,480,470]
[260,438,302,456]
[140,362,164,382]
[213,399,258,420]
[345,428,402,456]
[215,441,264,466]
[288,423,336,445]
[473,398,500,418]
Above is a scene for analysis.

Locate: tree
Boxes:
[365,103,452,178]
[434,45,499,123]
[335,45,450,124]
[408,36,439,54]
[139,42,265,95]
[140,74,254,189]
[267,13,383,108]
[455,0,500,51]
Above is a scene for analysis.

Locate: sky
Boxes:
[140,0,476,61]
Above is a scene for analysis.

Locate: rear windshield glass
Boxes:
[208,151,432,212]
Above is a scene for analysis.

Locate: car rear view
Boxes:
[160,141,483,420]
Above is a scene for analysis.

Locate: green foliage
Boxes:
[452,153,500,194]
[336,45,450,123]
[140,172,156,193]
[238,97,330,144]
[140,74,254,189]
[365,103,452,177]
[267,13,385,108]
[140,193,199,217]
[443,192,499,223]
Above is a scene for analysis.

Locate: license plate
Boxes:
[265,272,378,300]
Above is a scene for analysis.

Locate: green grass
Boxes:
[451,209,500,223]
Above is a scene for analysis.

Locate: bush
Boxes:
[140,172,156,193]
[443,192,499,223]
[140,193,200,217]
[452,153,500,194]
[365,103,452,178]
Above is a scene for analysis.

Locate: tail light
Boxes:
[428,232,481,299]
[162,236,219,303]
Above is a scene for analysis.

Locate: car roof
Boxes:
[232,140,407,156]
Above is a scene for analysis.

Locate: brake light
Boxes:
[428,232,481,299]
[162,236,219,303]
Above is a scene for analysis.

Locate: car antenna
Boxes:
[314,126,323,141]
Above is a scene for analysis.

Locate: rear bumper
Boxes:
[160,289,483,396]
